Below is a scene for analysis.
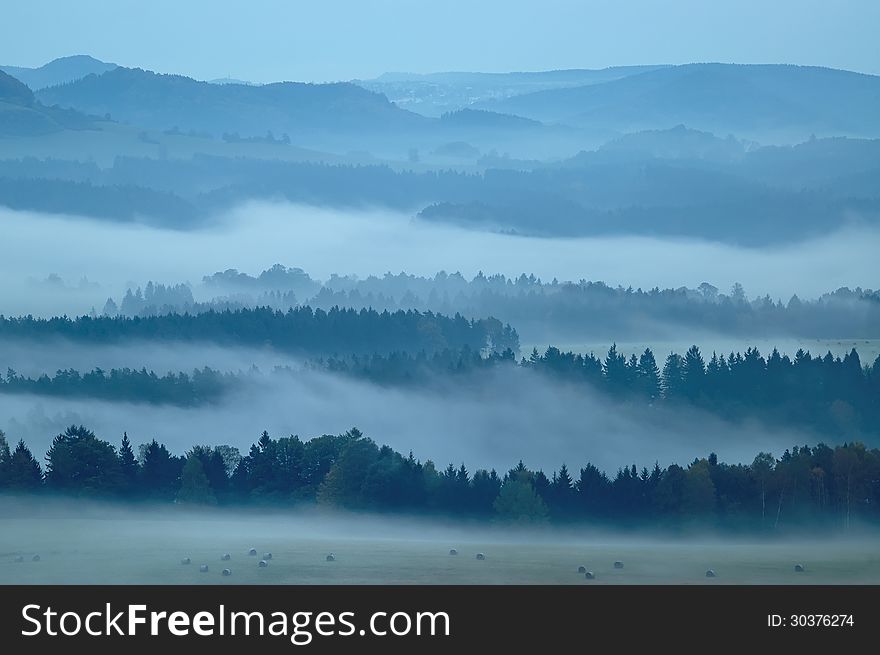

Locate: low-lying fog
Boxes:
[3,499,880,584]
[1,202,878,317]
[0,363,813,475]
[0,339,301,378]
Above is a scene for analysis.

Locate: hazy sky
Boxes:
[3,0,879,82]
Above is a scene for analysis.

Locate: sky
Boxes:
[2,0,879,83]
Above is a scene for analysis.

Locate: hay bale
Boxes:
[199,564,209,573]
[705,569,716,578]
[584,571,595,580]
[221,553,231,561]
[31,554,40,562]
[577,565,586,573]
[794,564,805,572]
[248,548,257,556]
[222,568,232,577]
[613,560,623,569]
[449,549,458,556]
[259,559,268,568]
[14,555,24,563]
[475,553,486,560]
[180,557,191,565]
[263,552,273,560]
[326,553,336,562]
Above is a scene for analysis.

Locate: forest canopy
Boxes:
[1,426,877,532]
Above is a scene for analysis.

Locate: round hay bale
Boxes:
[221,553,231,561]
[584,571,595,580]
[222,568,232,577]
[326,553,336,562]
[794,564,805,572]
[475,552,486,561]
[199,564,209,573]
[248,548,257,556]
[180,557,191,565]
[14,555,24,563]
[613,560,623,569]
[577,565,586,574]
[263,552,273,560]
[258,559,268,568]
[449,549,458,556]
[32,554,40,562]
[705,569,716,578]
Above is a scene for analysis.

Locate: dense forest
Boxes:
[1,426,878,531]
[107,266,880,340]
[321,344,880,438]
[0,306,519,356]
[0,366,233,406]
[3,343,877,439]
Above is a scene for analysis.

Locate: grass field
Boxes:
[2,512,879,585]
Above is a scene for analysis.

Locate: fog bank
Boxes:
[0,365,818,475]
[1,203,878,317]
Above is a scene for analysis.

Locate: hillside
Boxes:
[480,64,880,141]
[0,70,94,136]
[359,66,669,116]
[36,66,430,137]
[0,55,117,90]
[439,108,542,129]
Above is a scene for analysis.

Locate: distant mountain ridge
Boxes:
[359,66,668,116]
[368,66,668,85]
[36,66,429,137]
[0,55,117,90]
[479,63,880,141]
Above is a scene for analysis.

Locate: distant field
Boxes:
[2,514,879,585]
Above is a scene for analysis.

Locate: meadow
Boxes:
[3,511,878,585]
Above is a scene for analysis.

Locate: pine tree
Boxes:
[682,345,706,400]
[662,353,685,399]
[0,430,10,488]
[118,432,140,495]
[7,440,42,490]
[45,425,122,495]
[637,348,661,400]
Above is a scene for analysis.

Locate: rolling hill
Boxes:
[0,55,117,90]
[359,66,669,116]
[0,70,94,136]
[36,66,431,138]
[479,64,880,142]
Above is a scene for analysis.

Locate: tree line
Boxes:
[318,344,880,437]
[3,142,880,245]
[2,344,877,436]
[107,266,880,341]
[1,427,878,531]
[0,366,233,406]
[0,306,519,356]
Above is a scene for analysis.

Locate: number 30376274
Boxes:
[768,614,854,627]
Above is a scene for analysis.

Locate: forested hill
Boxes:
[3,135,879,242]
[479,64,880,140]
[35,66,429,136]
[0,55,117,91]
[0,307,520,356]
[0,70,94,136]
